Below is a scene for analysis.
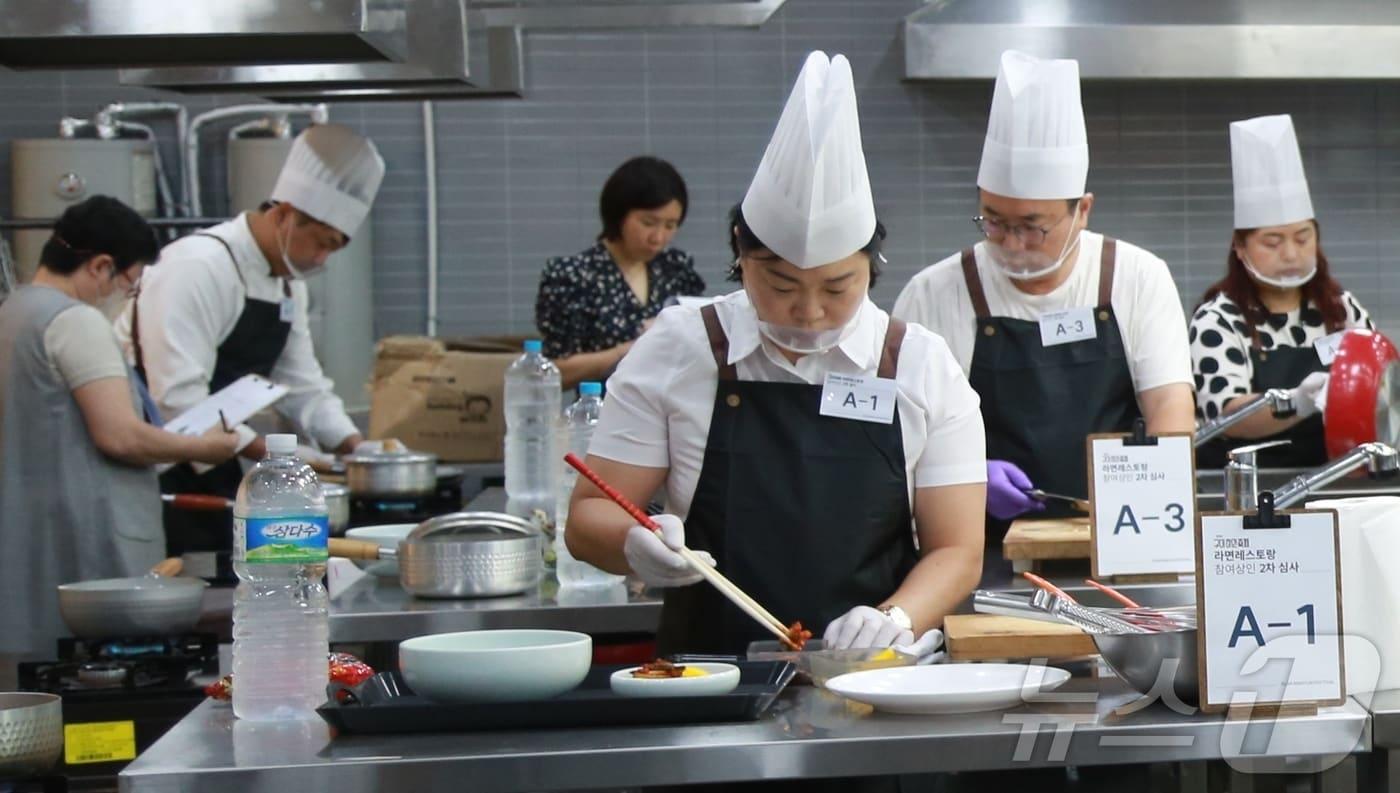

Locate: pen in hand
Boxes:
[218,410,231,434]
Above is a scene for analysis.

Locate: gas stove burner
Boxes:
[58,633,219,664]
[77,662,129,688]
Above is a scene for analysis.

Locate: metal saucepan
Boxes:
[1325,329,1400,458]
[338,450,438,497]
[163,482,350,535]
[57,558,209,638]
[0,693,63,778]
[329,512,541,598]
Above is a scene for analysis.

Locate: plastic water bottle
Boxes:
[556,382,625,589]
[505,340,562,536]
[231,433,330,721]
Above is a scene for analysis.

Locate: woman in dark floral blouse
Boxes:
[536,156,705,387]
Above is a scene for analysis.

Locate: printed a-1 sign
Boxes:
[1089,433,1196,576]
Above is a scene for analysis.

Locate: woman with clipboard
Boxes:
[0,197,239,690]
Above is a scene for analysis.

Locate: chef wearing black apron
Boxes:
[894,50,1196,536]
[566,50,987,662]
[116,124,386,556]
[1192,113,1375,470]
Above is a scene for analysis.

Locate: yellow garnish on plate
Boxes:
[869,648,897,661]
[681,666,709,677]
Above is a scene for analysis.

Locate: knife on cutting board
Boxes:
[1027,488,1091,514]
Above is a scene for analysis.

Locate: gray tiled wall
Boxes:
[2,0,1398,342]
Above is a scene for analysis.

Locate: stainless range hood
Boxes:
[0,0,410,69]
[119,0,524,101]
[905,0,1400,80]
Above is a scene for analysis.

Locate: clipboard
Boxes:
[1086,418,1198,579]
[164,374,289,436]
[1194,492,1346,716]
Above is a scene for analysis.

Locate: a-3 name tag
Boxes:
[819,373,897,424]
[279,296,296,323]
[1039,306,1097,347]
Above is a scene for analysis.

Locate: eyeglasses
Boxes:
[972,212,1074,248]
[113,268,140,296]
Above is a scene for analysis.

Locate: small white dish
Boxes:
[825,663,1070,715]
[345,524,416,576]
[609,663,741,698]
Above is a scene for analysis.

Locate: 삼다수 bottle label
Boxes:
[234,515,330,563]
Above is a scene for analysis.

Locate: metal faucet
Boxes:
[1195,389,1296,447]
[1224,440,1290,511]
[1225,441,1400,510]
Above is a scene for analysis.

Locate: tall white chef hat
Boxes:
[976,50,1089,200]
[271,123,386,238]
[1231,114,1314,229]
[740,50,875,269]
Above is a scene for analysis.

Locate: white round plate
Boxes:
[825,663,1071,714]
[609,663,741,698]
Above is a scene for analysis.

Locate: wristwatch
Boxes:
[877,604,912,631]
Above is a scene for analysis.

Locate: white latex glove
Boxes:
[823,606,916,650]
[1291,372,1330,419]
[893,629,946,665]
[622,514,714,588]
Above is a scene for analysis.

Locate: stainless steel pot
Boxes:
[57,570,208,638]
[0,693,62,778]
[398,512,541,598]
[340,451,438,496]
[322,483,350,535]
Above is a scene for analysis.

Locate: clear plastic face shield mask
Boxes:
[1242,253,1317,289]
[983,203,1083,282]
[748,253,885,356]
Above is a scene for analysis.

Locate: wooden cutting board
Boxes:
[944,614,1096,661]
[1002,516,1091,562]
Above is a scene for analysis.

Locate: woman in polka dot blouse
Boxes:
[1192,115,1374,469]
[535,157,705,389]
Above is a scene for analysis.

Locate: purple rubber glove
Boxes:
[986,460,1046,521]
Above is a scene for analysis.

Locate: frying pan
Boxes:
[57,558,208,638]
[1324,330,1400,458]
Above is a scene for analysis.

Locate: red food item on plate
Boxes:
[631,658,686,679]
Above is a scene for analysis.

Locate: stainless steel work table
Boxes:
[329,485,663,643]
[328,575,663,643]
[119,677,1370,792]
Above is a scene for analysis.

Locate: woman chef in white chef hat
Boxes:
[566,51,986,660]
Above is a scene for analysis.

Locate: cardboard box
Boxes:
[368,335,526,462]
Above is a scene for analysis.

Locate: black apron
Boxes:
[965,238,1141,534]
[1195,331,1329,470]
[655,305,919,657]
[134,233,293,556]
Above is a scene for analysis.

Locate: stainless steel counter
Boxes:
[328,574,662,643]
[329,486,663,643]
[119,677,1370,793]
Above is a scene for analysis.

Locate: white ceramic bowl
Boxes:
[398,629,592,703]
[345,524,416,576]
[609,663,741,698]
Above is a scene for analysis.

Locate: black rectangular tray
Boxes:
[317,660,796,735]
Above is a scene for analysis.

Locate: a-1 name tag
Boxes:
[819,373,897,424]
[279,296,296,323]
[1039,306,1097,347]
[1315,330,1346,366]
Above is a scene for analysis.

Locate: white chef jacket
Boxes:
[590,290,987,521]
[892,231,1193,394]
[113,214,358,451]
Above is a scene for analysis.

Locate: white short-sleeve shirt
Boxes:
[892,231,1193,394]
[589,290,987,520]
